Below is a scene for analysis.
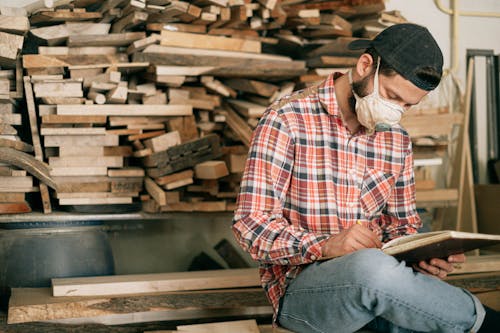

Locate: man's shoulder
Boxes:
[268,85,320,113]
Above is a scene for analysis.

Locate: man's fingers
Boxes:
[351,224,382,248]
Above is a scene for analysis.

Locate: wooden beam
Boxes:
[68,32,146,47]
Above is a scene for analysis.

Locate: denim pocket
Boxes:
[359,168,396,218]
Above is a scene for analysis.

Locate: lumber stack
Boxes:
[9,0,439,214]
[0,8,33,214]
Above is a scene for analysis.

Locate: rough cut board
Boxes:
[0,15,30,35]
[8,287,270,325]
[160,30,261,53]
[56,104,193,116]
[52,268,260,297]
[30,23,111,45]
[176,319,260,332]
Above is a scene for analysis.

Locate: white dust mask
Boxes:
[349,58,405,134]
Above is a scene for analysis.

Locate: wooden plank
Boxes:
[55,192,138,199]
[30,23,111,46]
[58,197,133,205]
[30,10,102,24]
[68,32,146,47]
[160,30,261,53]
[401,113,463,137]
[177,319,259,332]
[23,76,52,213]
[134,45,307,78]
[155,169,194,186]
[57,104,192,116]
[52,268,260,297]
[450,255,500,275]
[222,106,253,147]
[38,46,118,56]
[53,176,111,193]
[108,167,144,177]
[48,156,123,168]
[223,78,278,98]
[8,287,270,325]
[143,131,181,153]
[0,192,25,202]
[23,53,128,69]
[40,127,106,136]
[306,55,358,68]
[44,135,119,147]
[0,15,29,35]
[0,32,23,68]
[0,202,31,213]
[33,80,83,98]
[0,176,32,188]
[227,99,266,118]
[144,177,168,206]
[41,114,107,124]
[50,167,108,177]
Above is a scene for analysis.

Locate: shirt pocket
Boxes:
[359,168,396,219]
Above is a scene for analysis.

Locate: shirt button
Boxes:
[349,202,356,208]
[310,255,317,261]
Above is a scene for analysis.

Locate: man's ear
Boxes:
[354,53,374,79]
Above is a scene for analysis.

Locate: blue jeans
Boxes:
[278,249,485,333]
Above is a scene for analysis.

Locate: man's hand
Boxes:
[321,224,382,259]
[412,253,466,279]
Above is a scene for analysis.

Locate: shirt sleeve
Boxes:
[379,141,422,242]
[232,108,329,266]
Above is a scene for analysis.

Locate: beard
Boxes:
[349,72,374,113]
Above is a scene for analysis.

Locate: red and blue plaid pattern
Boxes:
[232,73,422,318]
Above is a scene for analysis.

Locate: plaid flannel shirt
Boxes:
[232,73,422,320]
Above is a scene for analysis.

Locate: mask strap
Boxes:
[348,68,353,84]
[373,57,381,95]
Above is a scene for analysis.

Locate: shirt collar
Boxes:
[318,72,345,118]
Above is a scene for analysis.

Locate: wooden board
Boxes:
[134,45,307,78]
[30,23,111,46]
[0,202,31,213]
[56,104,192,116]
[176,319,260,332]
[160,30,261,53]
[23,53,128,69]
[0,15,30,35]
[8,287,270,325]
[24,76,52,213]
[68,32,146,47]
[48,156,123,168]
[52,268,260,297]
[44,135,119,147]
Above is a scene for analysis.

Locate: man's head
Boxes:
[348,23,444,92]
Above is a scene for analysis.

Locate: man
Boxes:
[232,23,499,332]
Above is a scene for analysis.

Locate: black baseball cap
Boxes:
[348,23,443,91]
